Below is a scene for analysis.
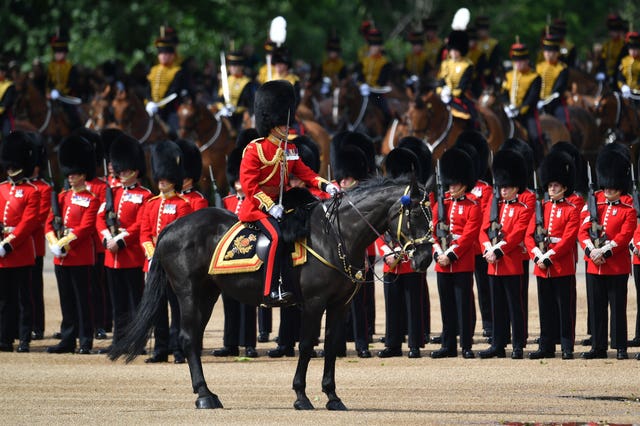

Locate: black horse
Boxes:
[109,176,432,410]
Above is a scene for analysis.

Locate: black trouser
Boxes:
[258,306,272,336]
[584,261,592,335]
[587,273,628,351]
[632,265,640,340]
[54,265,94,349]
[92,253,111,331]
[152,284,181,356]
[32,256,45,335]
[343,283,371,352]
[383,272,425,350]
[17,266,34,343]
[221,293,257,348]
[0,267,25,345]
[437,272,474,351]
[536,275,576,353]
[367,255,376,338]
[421,274,430,340]
[474,255,492,333]
[276,305,300,349]
[489,274,526,350]
[522,259,530,341]
[105,267,144,345]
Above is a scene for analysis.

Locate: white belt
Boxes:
[2,226,15,234]
[549,237,562,244]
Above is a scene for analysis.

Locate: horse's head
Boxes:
[87,84,112,130]
[177,98,197,138]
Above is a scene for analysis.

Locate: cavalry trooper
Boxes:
[217,50,255,134]
[596,14,627,86]
[0,58,16,138]
[320,36,347,96]
[96,134,152,354]
[257,40,277,85]
[145,26,189,137]
[272,47,301,105]
[479,149,533,359]
[579,143,635,360]
[237,80,338,307]
[473,16,501,92]
[45,135,100,355]
[176,139,208,211]
[549,19,577,68]
[46,30,82,130]
[422,17,443,72]
[0,131,41,353]
[536,33,570,129]
[430,147,482,360]
[525,150,580,360]
[617,32,640,101]
[403,30,431,83]
[140,140,193,363]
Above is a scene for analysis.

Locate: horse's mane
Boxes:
[343,175,412,198]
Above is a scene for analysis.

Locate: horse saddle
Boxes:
[450,98,472,120]
[208,221,307,275]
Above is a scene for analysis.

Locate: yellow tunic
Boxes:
[147,63,181,103]
[257,63,277,84]
[47,60,73,94]
[218,74,251,112]
[276,73,300,87]
[360,54,389,87]
[437,58,473,97]
[601,38,625,77]
[619,56,640,91]
[404,51,429,76]
[536,61,566,98]
[423,38,443,69]
[502,69,540,114]
[0,80,14,114]
[322,57,345,80]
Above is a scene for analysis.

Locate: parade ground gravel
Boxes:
[2,257,639,425]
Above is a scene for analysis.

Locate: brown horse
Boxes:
[593,91,640,145]
[110,84,168,144]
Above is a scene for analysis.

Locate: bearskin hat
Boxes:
[492,149,527,192]
[254,80,296,137]
[448,30,469,56]
[175,139,202,182]
[294,136,321,173]
[236,128,260,150]
[455,130,490,181]
[151,140,184,191]
[384,147,421,180]
[596,142,631,192]
[331,131,376,180]
[73,128,103,168]
[440,147,475,190]
[550,141,586,194]
[539,150,575,195]
[501,137,534,187]
[110,134,146,177]
[28,132,47,172]
[453,142,480,183]
[100,128,126,163]
[226,147,243,187]
[333,145,370,182]
[0,131,36,177]
[58,135,96,180]
[397,136,432,184]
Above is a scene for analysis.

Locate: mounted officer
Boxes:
[536,33,570,129]
[617,32,640,101]
[0,59,16,139]
[596,14,627,87]
[46,30,82,130]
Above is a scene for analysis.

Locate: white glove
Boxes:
[325,183,340,197]
[49,244,63,258]
[621,85,631,98]
[359,83,370,97]
[50,89,60,100]
[219,105,235,117]
[536,100,545,110]
[145,101,159,116]
[504,104,519,118]
[320,77,331,96]
[268,203,284,220]
[595,72,606,82]
[0,245,6,258]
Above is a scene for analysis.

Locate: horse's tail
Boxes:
[108,257,166,363]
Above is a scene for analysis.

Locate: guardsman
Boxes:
[46,31,81,130]
[45,135,100,354]
[501,42,543,162]
[474,16,502,91]
[526,150,580,360]
[596,14,627,86]
[238,80,338,307]
[479,149,533,359]
[617,32,640,100]
[430,147,482,360]
[578,143,635,360]
[0,59,16,138]
[217,50,255,132]
[403,30,431,82]
[422,17,444,72]
[176,139,208,210]
[0,131,41,353]
[140,140,193,363]
[100,128,127,188]
[355,28,393,127]
[320,36,347,94]
[145,26,189,136]
[536,33,570,129]
[96,134,152,354]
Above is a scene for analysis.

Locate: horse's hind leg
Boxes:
[322,304,349,411]
[176,279,222,409]
[292,304,324,410]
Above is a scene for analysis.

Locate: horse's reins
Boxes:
[199,112,223,152]
[346,92,369,132]
[38,101,53,133]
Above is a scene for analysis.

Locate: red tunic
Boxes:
[469,180,493,255]
[0,179,41,268]
[222,194,243,215]
[632,220,640,266]
[29,177,52,257]
[96,183,153,269]
[45,188,100,266]
[86,177,107,256]
[524,198,580,278]
[432,192,482,273]
[181,188,209,211]
[517,188,536,261]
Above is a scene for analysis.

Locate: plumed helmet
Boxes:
[539,150,575,195]
[175,139,202,182]
[384,147,421,180]
[440,147,475,190]
[73,128,103,168]
[492,149,527,192]
[226,147,243,187]
[100,128,126,163]
[151,140,184,192]
[0,131,36,177]
[58,135,96,180]
[293,136,321,173]
[447,30,469,56]
[254,80,296,137]
[455,130,490,181]
[236,128,260,150]
[397,136,432,184]
[110,134,146,176]
[330,131,376,180]
[596,142,631,193]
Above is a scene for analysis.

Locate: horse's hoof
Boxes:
[294,399,315,410]
[195,395,223,409]
[326,399,348,411]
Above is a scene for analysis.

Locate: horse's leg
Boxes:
[322,303,349,411]
[175,278,222,409]
[292,303,324,410]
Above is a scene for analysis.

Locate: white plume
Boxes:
[269,16,287,47]
[451,8,470,31]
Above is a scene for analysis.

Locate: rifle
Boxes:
[586,163,606,248]
[208,165,222,208]
[532,170,549,252]
[103,159,118,237]
[486,184,503,246]
[435,160,451,251]
[47,160,64,240]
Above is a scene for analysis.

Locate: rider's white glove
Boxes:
[504,104,519,118]
[595,72,606,82]
[359,83,370,97]
[440,86,452,104]
[145,101,159,116]
[268,203,284,220]
[325,183,340,197]
[536,100,545,110]
[320,77,331,96]
[50,89,60,100]
[219,105,235,117]
[621,85,632,98]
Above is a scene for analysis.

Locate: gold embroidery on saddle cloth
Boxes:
[225,233,257,259]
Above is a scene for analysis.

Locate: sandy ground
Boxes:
[1,256,640,425]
